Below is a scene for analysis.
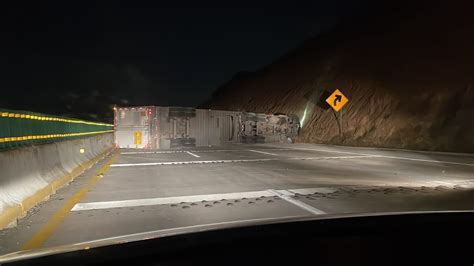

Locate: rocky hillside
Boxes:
[203,3,474,152]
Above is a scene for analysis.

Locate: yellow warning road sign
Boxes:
[326,89,349,112]
[134,131,142,145]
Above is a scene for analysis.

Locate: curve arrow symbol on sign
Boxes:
[333,95,342,106]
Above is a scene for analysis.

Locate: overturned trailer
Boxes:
[114,106,299,149]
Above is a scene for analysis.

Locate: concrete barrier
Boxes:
[0,133,114,229]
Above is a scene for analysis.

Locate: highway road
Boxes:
[1,143,474,255]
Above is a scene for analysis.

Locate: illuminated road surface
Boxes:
[1,143,474,255]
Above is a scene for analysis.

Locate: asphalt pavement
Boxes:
[1,143,474,255]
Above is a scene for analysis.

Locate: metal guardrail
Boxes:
[0,109,113,151]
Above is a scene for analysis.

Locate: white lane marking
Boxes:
[371,155,474,167]
[72,190,277,211]
[288,147,370,156]
[72,188,337,211]
[267,189,326,215]
[111,155,376,167]
[289,144,474,157]
[123,147,474,166]
[289,187,338,194]
[121,151,186,155]
[289,155,377,160]
[186,151,200,158]
[111,158,274,167]
[249,150,278,156]
[121,148,297,155]
[289,147,474,167]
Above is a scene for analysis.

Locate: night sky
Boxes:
[1,2,364,122]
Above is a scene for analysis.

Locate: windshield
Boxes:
[1,1,473,259]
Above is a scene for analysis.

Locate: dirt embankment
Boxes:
[203,3,474,152]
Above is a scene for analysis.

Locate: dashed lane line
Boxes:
[72,190,278,211]
[121,147,474,166]
[72,188,333,212]
[288,187,338,194]
[120,148,296,155]
[111,158,274,167]
[267,189,326,215]
[121,150,188,155]
[249,149,278,156]
[110,155,377,167]
[186,151,201,158]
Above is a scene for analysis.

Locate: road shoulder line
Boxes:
[21,152,120,250]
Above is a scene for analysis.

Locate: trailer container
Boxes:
[114,106,299,149]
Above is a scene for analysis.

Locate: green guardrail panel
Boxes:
[0,108,113,151]
[0,109,8,150]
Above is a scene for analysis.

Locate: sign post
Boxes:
[325,89,349,136]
